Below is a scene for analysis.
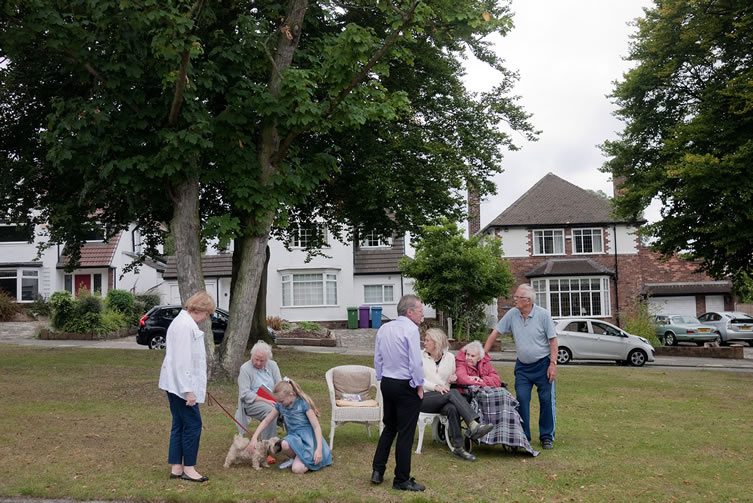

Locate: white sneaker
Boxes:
[278,458,294,470]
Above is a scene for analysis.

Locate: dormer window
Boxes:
[572,228,603,254]
[533,229,564,255]
[361,230,392,248]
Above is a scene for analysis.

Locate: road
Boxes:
[2,322,752,372]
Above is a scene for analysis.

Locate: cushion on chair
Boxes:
[335,399,380,407]
[332,368,374,401]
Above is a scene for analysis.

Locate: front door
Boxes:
[74,274,91,296]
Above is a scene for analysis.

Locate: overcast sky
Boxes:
[463,0,655,230]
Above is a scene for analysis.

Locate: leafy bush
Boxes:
[621,300,660,347]
[0,291,18,321]
[106,289,135,315]
[62,311,101,334]
[135,293,161,311]
[297,321,324,332]
[99,309,128,334]
[76,290,101,314]
[27,295,51,318]
[267,316,285,331]
[49,291,75,329]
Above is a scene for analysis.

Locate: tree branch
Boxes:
[167,0,206,126]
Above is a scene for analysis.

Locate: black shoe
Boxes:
[393,477,426,491]
[370,470,384,484]
[452,447,476,461]
[541,439,554,450]
[468,422,494,440]
[180,474,209,482]
[169,472,183,479]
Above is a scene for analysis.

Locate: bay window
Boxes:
[281,271,338,307]
[532,277,610,317]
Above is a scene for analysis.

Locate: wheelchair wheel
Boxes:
[432,418,473,453]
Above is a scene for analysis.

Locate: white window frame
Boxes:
[64,272,105,296]
[533,229,565,256]
[281,270,338,307]
[360,230,393,248]
[572,228,604,255]
[0,268,39,302]
[531,277,611,318]
[289,224,328,249]
[363,284,395,304]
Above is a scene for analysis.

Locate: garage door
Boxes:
[648,296,697,316]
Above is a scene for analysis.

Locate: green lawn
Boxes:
[1,345,752,502]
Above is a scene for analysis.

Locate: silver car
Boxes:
[555,318,656,367]
[696,311,753,346]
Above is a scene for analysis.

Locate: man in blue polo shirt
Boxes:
[484,284,558,449]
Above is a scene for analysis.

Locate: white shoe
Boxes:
[278,458,294,470]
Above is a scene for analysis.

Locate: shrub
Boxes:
[99,309,128,334]
[63,311,101,334]
[621,300,660,347]
[267,316,285,331]
[297,321,324,332]
[135,293,161,311]
[0,291,18,321]
[106,289,135,315]
[27,295,51,318]
[75,289,102,316]
[49,291,75,329]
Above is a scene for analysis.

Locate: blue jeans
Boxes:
[167,392,202,466]
[514,356,556,442]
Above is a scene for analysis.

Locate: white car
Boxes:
[555,318,655,367]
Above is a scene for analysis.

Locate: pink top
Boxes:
[454,350,503,388]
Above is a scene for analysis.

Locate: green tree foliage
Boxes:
[1,1,535,378]
[602,0,753,283]
[400,220,513,340]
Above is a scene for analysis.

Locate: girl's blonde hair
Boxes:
[424,327,449,356]
[273,378,320,416]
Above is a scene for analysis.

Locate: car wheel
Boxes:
[664,332,677,346]
[712,335,721,345]
[628,349,647,367]
[149,335,166,350]
[715,332,728,346]
[557,347,572,365]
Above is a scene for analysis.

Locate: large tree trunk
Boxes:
[169,178,214,375]
[217,227,272,379]
[249,244,272,347]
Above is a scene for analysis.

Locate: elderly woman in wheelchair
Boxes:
[419,328,494,461]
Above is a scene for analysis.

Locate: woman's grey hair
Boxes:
[517,284,535,301]
[462,340,485,359]
[250,340,273,360]
[397,294,421,317]
[424,328,449,355]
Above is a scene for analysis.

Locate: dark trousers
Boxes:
[421,389,478,448]
[167,392,202,466]
[514,356,556,442]
[372,377,422,484]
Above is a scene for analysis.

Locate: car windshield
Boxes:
[671,316,700,324]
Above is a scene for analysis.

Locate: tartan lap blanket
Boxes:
[468,386,539,456]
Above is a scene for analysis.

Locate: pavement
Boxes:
[2,323,753,371]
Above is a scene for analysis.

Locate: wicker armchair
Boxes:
[325,365,383,449]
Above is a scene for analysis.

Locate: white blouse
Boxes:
[421,350,456,391]
[158,310,207,403]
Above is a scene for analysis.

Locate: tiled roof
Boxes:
[163,254,233,279]
[483,173,639,231]
[57,233,121,268]
[641,281,732,296]
[525,258,615,278]
[354,236,406,274]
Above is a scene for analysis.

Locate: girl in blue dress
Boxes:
[250,378,332,474]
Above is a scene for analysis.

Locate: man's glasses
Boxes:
[512,296,530,301]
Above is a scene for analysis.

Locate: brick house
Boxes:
[477,173,732,325]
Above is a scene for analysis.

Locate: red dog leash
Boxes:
[206,390,250,434]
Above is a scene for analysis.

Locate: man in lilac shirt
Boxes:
[371,294,426,492]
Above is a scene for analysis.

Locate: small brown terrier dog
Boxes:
[223,435,281,470]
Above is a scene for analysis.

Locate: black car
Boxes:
[137,305,228,349]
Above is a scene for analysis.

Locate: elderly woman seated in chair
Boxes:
[420,328,494,461]
[454,340,503,390]
[237,341,282,462]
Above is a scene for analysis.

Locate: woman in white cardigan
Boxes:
[158,290,215,482]
[420,328,493,461]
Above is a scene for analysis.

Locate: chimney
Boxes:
[467,186,481,236]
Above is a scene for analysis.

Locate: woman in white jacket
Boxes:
[420,328,493,461]
[158,290,215,482]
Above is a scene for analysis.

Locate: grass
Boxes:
[1,346,752,502]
